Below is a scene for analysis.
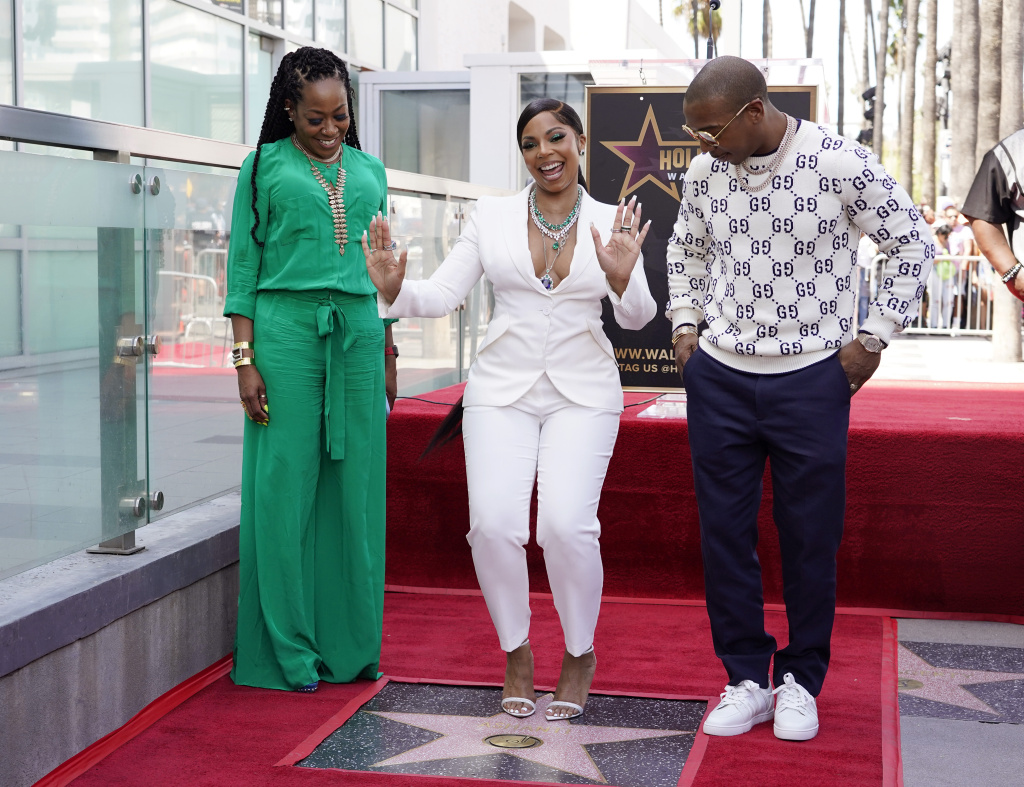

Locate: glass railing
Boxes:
[0,105,509,580]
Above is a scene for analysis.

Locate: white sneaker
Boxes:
[772,673,819,741]
[702,679,775,736]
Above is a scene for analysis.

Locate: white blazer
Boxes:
[380,186,658,412]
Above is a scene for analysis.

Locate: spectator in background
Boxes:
[928,225,956,330]
[856,233,878,326]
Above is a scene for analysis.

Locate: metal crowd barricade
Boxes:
[863,254,995,337]
[155,270,232,367]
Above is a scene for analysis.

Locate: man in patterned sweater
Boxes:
[667,57,932,742]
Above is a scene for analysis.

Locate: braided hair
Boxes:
[249,47,362,247]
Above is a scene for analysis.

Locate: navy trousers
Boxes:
[683,348,851,696]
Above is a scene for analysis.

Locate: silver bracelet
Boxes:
[1001,262,1023,283]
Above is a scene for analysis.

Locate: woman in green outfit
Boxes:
[224,47,397,692]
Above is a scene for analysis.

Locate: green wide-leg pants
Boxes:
[231,290,386,691]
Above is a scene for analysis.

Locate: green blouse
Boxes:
[224,136,388,320]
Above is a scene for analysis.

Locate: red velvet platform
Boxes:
[386,380,1024,617]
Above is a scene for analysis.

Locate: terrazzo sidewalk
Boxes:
[897,619,1024,786]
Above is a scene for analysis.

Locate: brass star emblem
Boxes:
[600,104,699,202]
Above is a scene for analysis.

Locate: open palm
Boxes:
[361,212,407,303]
[590,197,651,295]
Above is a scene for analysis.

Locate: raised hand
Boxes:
[589,196,651,297]
[361,211,408,304]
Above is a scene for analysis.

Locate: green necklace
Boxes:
[529,185,583,290]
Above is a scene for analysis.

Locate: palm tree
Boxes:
[798,0,817,57]
[872,0,890,157]
[999,0,1024,138]
[950,0,979,204]
[993,0,1024,363]
[975,0,1002,164]
[861,0,873,143]
[898,0,920,192]
[675,0,722,58]
[920,0,938,207]
[837,0,846,135]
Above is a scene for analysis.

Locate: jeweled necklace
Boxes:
[292,134,347,254]
[291,132,342,164]
[735,114,797,194]
[529,185,583,290]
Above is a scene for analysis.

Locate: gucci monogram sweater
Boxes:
[667,122,933,374]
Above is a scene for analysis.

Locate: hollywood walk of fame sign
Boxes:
[296,681,706,786]
[586,84,817,390]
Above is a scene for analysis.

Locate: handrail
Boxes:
[0,104,513,200]
[0,104,252,168]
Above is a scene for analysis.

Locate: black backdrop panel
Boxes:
[586,85,817,389]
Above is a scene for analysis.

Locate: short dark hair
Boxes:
[516,98,588,190]
[935,224,953,236]
[684,55,769,112]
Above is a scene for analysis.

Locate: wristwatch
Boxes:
[384,345,399,357]
[857,333,886,353]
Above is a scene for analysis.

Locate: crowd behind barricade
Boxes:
[855,198,995,334]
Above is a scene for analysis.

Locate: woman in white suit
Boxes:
[362,99,656,721]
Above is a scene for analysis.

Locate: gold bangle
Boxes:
[233,357,255,368]
[231,342,254,365]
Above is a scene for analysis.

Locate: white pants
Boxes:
[462,374,620,657]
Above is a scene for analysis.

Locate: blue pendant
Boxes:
[541,274,553,290]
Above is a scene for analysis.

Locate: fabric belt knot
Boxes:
[316,299,357,460]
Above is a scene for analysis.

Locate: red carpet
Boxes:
[64,591,894,787]
[386,382,1024,616]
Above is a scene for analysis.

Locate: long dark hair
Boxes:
[516,98,588,191]
[249,47,361,247]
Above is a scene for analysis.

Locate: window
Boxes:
[21,0,143,125]
[247,33,274,144]
[150,0,244,143]
[285,0,313,38]
[315,0,346,52]
[0,0,12,104]
[248,0,283,28]
[382,89,469,181]
[385,5,416,71]
[348,0,384,69]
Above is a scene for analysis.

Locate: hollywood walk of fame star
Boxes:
[600,104,699,203]
[367,693,693,783]
[898,644,1024,716]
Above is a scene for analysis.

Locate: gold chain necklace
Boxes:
[290,132,341,164]
[735,114,797,193]
[292,134,347,254]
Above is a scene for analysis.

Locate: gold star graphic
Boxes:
[600,104,698,202]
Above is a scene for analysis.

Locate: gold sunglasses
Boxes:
[682,99,757,147]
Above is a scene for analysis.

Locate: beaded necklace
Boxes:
[292,134,347,254]
[735,114,797,194]
[529,185,583,290]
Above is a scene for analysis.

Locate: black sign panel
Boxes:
[586,85,817,389]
